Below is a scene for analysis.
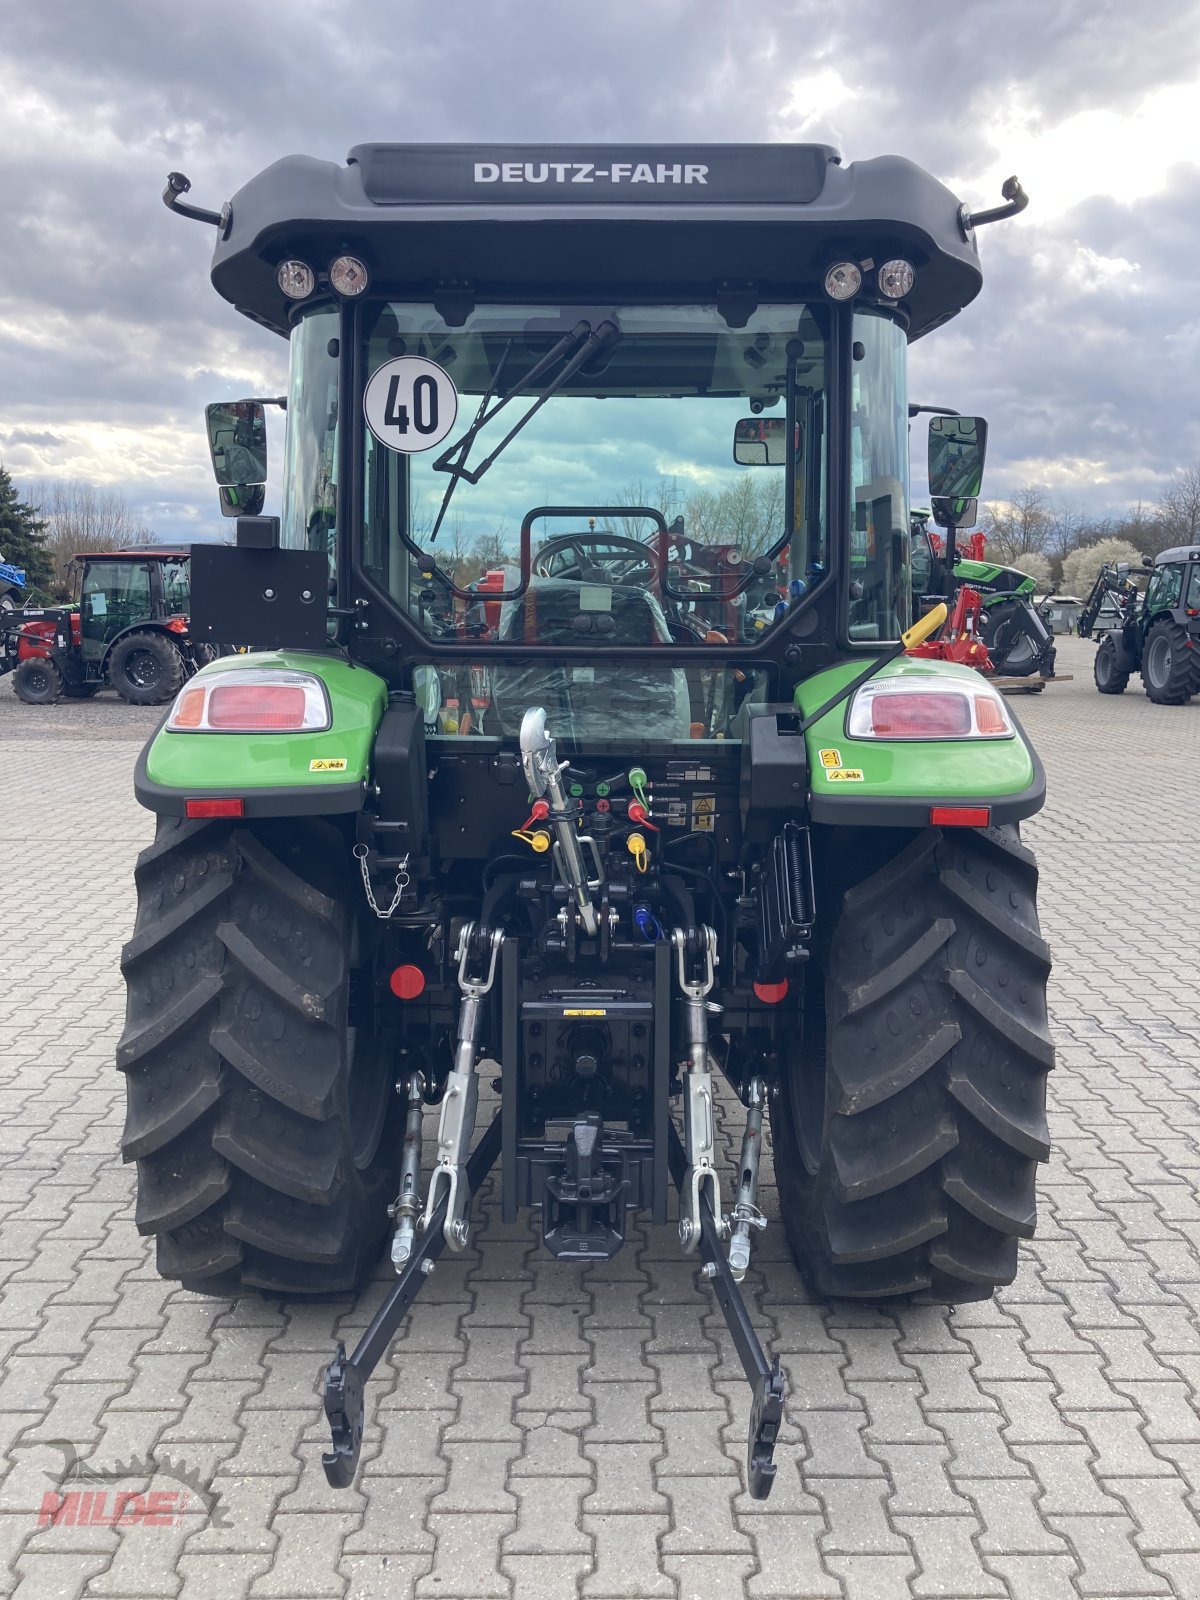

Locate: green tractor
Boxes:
[122,150,1051,1494]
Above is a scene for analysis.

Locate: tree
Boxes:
[1008,550,1053,593]
[1155,463,1200,551]
[0,463,54,596]
[978,486,1052,564]
[33,479,157,584]
[1060,537,1146,600]
[473,530,512,570]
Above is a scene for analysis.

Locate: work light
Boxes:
[823,262,862,301]
[329,255,370,297]
[276,260,316,300]
[877,259,916,300]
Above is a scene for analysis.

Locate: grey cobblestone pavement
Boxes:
[2,636,1200,1598]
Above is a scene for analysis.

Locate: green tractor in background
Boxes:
[123,150,1050,1494]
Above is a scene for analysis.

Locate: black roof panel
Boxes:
[206,143,984,341]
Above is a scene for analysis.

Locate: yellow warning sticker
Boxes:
[692,794,715,813]
[309,758,348,772]
[563,1008,607,1017]
[818,748,842,769]
[825,767,865,782]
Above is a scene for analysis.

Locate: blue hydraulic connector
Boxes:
[633,904,664,942]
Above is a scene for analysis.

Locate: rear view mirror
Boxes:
[928,415,987,499]
[1142,556,1155,569]
[218,484,266,518]
[734,417,794,466]
[930,496,978,530]
[205,401,268,487]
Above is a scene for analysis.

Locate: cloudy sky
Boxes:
[2,0,1198,546]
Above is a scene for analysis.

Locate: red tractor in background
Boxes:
[1,550,216,705]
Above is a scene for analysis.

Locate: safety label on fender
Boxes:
[363,357,458,453]
[818,748,842,769]
[310,758,348,772]
[825,767,864,782]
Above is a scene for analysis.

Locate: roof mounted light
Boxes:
[877,259,916,300]
[329,255,369,297]
[823,262,862,302]
[276,259,316,300]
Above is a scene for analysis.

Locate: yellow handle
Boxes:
[902,601,948,650]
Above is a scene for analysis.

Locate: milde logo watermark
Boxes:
[34,1440,227,1531]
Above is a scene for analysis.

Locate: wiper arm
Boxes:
[428,319,619,542]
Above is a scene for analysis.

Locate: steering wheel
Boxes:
[533,532,660,587]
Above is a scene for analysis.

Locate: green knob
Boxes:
[570,782,584,798]
[629,766,648,790]
[596,782,610,798]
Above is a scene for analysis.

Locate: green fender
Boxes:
[134,651,388,817]
[795,656,1045,827]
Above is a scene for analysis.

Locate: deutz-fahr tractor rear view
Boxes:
[123,147,1051,1495]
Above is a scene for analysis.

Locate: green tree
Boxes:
[0,463,53,596]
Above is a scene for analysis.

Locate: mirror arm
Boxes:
[964,175,1029,231]
[163,172,231,233]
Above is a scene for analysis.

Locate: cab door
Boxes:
[80,561,152,665]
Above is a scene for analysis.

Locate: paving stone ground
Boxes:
[2,636,1200,1599]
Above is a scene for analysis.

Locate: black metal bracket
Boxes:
[162,171,231,234]
[667,1123,785,1499]
[321,1112,502,1488]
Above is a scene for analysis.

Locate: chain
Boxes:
[352,844,410,920]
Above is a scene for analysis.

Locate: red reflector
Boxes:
[930,806,991,828]
[872,691,971,737]
[389,965,426,1001]
[185,798,245,818]
[753,979,790,1005]
[208,683,307,729]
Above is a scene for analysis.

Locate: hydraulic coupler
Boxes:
[422,922,503,1250]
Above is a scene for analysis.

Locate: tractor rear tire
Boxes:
[117,816,401,1296]
[1141,619,1195,704]
[108,631,186,706]
[1094,637,1129,694]
[12,657,64,704]
[772,825,1053,1304]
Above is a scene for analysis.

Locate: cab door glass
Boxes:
[1186,564,1200,611]
[1146,564,1183,613]
[81,563,152,658]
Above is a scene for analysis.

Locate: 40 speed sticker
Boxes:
[363,357,458,454]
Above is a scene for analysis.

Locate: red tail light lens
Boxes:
[871,692,971,737]
[207,683,309,729]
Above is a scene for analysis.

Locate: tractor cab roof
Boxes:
[207,143,984,342]
[1156,546,1200,565]
[73,550,189,562]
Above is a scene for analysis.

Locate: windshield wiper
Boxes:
[429,319,620,542]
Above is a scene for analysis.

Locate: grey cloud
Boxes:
[2,0,1199,531]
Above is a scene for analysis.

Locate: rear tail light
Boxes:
[208,683,308,729]
[848,677,1015,741]
[869,691,971,738]
[166,670,331,733]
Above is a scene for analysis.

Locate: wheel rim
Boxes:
[26,667,50,696]
[125,650,162,688]
[1146,633,1172,687]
